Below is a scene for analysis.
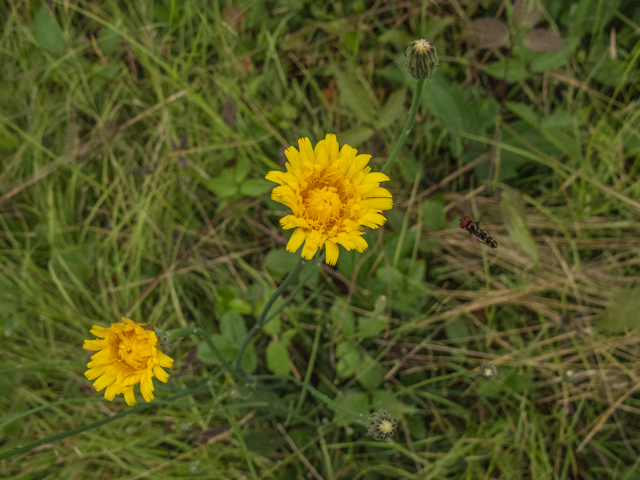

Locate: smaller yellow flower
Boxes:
[83,318,174,406]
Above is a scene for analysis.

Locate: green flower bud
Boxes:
[366,410,397,441]
[406,39,438,79]
[479,363,497,381]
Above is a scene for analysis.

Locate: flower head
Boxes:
[406,39,438,79]
[266,134,393,265]
[479,363,497,380]
[366,410,397,441]
[83,318,174,406]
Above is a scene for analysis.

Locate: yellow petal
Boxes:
[325,241,340,265]
[286,228,307,253]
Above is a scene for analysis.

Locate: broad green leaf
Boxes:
[241,347,258,373]
[505,102,540,128]
[500,189,539,265]
[336,341,360,378]
[240,179,273,197]
[204,173,237,198]
[332,390,369,425]
[371,390,398,415]
[529,36,580,73]
[485,59,529,82]
[33,5,64,55]
[229,298,252,314]
[330,298,356,337]
[598,288,640,333]
[356,358,383,389]
[375,89,407,129]
[220,310,247,346]
[336,127,374,147]
[266,340,290,376]
[197,334,236,364]
[334,71,376,123]
[235,158,249,183]
[262,314,281,335]
[423,200,445,231]
[265,248,300,275]
[97,23,121,55]
[358,314,386,338]
[445,319,470,346]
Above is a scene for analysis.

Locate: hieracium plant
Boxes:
[2,39,438,460]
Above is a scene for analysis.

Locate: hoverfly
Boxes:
[459,216,498,249]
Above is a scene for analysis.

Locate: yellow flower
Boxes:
[83,318,174,406]
[266,134,393,265]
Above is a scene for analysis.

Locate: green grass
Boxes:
[2,0,640,478]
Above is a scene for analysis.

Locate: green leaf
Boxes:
[334,71,376,123]
[485,59,529,82]
[262,315,281,335]
[240,179,273,197]
[423,200,445,231]
[504,102,540,128]
[97,23,121,55]
[204,172,238,198]
[33,5,64,55]
[445,319,470,346]
[375,89,407,129]
[330,298,356,338]
[266,340,290,376]
[197,334,236,364]
[265,248,300,275]
[371,390,398,415]
[598,288,640,333]
[358,314,386,338]
[529,36,580,73]
[235,158,249,183]
[356,358,383,389]
[500,189,539,265]
[336,127,374,147]
[332,390,369,426]
[220,310,247,346]
[241,347,258,373]
[229,298,252,314]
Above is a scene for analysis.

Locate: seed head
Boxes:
[406,39,438,79]
[366,410,397,441]
[479,363,497,381]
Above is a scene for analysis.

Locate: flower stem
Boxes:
[380,78,426,175]
[234,255,306,376]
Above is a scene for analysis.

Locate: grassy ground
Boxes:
[1,0,640,478]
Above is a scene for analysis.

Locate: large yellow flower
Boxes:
[266,134,393,265]
[83,318,174,406]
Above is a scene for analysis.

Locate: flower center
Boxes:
[304,186,343,228]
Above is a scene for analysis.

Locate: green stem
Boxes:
[0,375,222,460]
[234,255,306,375]
[380,78,426,175]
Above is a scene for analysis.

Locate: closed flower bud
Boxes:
[479,363,497,381]
[406,39,438,79]
[366,410,397,441]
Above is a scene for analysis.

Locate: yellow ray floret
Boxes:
[265,134,393,266]
[83,318,174,406]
